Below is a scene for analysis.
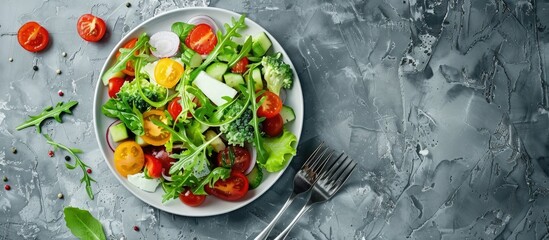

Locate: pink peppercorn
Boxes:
[133,226,140,231]
[87,169,92,174]
[5,185,11,191]
[58,90,64,97]
[48,150,54,157]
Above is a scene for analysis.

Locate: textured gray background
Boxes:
[2,0,549,239]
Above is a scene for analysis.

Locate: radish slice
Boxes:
[106,120,121,152]
[162,172,172,182]
[245,143,257,175]
[149,31,180,58]
[187,15,219,33]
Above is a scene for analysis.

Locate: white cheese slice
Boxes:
[194,71,237,106]
[127,173,161,192]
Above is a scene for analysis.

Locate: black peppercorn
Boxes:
[65,156,71,161]
[33,65,39,71]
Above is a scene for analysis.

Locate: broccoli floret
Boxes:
[116,79,167,112]
[220,101,254,147]
[261,53,293,95]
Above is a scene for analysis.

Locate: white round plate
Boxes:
[93,7,303,217]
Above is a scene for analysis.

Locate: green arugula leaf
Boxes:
[16,101,78,133]
[64,207,106,240]
[168,132,221,175]
[161,170,198,202]
[101,32,150,85]
[171,22,195,40]
[192,167,231,195]
[44,134,95,200]
[246,64,269,165]
[228,36,253,67]
[190,15,248,80]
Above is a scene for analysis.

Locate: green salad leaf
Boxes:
[16,101,78,133]
[245,64,269,165]
[161,170,198,203]
[101,98,144,136]
[261,128,298,172]
[171,22,195,40]
[192,167,231,195]
[227,36,252,67]
[64,207,106,240]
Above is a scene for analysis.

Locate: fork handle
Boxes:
[254,192,297,240]
[273,203,313,240]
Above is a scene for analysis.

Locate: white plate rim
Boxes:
[92,7,304,217]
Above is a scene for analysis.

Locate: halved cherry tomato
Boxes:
[217,146,251,173]
[108,77,125,98]
[262,114,283,137]
[179,187,206,207]
[114,141,145,177]
[77,14,107,42]
[146,147,175,176]
[17,22,49,52]
[154,58,184,88]
[256,91,282,118]
[167,97,183,120]
[144,154,162,178]
[122,61,135,76]
[141,110,171,146]
[231,57,249,74]
[185,24,217,54]
[205,171,249,201]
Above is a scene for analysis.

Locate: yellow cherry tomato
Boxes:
[114,141,145,177]
[141,109,171,146]
[154,58,184,88]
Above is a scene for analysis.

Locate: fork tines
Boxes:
[319,152,357,193]
[301,142,334,182]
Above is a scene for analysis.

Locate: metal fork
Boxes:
[274,153,357,240]
[254,143,334,240]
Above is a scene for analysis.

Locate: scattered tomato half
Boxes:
[262,114,283,137]
[17,22,49,52]
[205,171,249,201]
[154,58,184,88]
[185,24,217,54]
[144,154,162,178]
[179,187,206,207]
[114,141,145,177]
[167,97,183,120]
[142,110,171,146]
[77,14,107,42]
[256,91,282,118]
[231,57,249,74]
[108,78,125,98]
[217,146,251,173]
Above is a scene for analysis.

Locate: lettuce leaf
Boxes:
[261,128,297,172]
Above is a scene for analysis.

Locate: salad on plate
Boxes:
[100,14,298,207]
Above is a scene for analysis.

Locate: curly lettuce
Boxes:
[261,128,297,172]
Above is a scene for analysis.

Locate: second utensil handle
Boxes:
[273,203,313,240]
[254,192,297,240]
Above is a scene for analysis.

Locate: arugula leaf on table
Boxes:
[190,15,248,80]
[44,134,96,200]
[171,22,195,40]
[191,167,231,195]
[101,32,150,85]
[64,207,106,240]
[16,101,78,133]
[101,98,144,136]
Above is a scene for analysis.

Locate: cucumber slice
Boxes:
[135,135,149,147]
[246,68,263,91]
[205,62,228,81]
[181,48,203,68]
[252,32,272,57]
[246,165,263,189]
[280,105,296,123]
[223,73,245,88]
[205,130,225,152]
[189,51,203,68]
[101,70,125,85]
[110,122,128,142]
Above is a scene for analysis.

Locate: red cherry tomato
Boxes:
[116,38,138,76]
[17,22,49,52]
[145,147,175,176]
[144,154,162,178]
[205,171,249,201]
[76,14,107,42]
[179,187,206,207]
[217,146,251,173]
[108,78,125,98]
[262,114,283,137]
[231,57,249,74]
[185,24,217,54]
[256,91,282,118]
[167,97,183,120]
